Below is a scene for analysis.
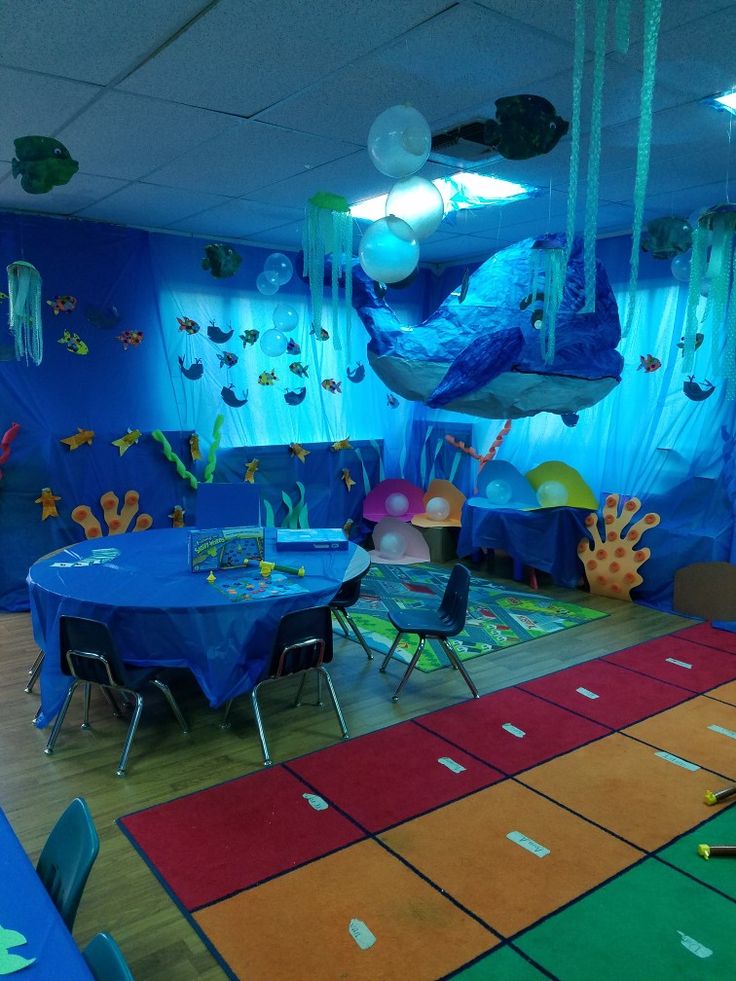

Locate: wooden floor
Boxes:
[0,563,691,980]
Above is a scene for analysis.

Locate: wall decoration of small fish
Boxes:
[341,468,356,492]
[483,95,569,161]
[241,329,259,347]
[85,304,120,329]
[57,330,88,355]
[207,320,234,343]
[217,351,238,368]
[331,437,352,452]
[201,242,242,279]
[683,376,716,402]
[310,325,329,341]
[46,294,77,315]
[35,487,61,520]
[111,428,142,456]
[347,362,365,383]
[289,442,310,463]
[284,387,307,406]
[116,329,143,350]
[638,354,661,373]
[289,361,309,378]
[387,393,400,408]
[169,505,186,528]
[178,355,203,380]
[677,333,704,356]
[286,337,301,355]
[190,433,202,460]
[321,378,342,394]
[258,370,277,386]
[244,458,259,483]
[177,316,200,334]
[60,428,94,450]
[221,385,249,407]
[12,136,79,194]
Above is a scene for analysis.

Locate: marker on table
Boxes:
[697,843,736,860]
[704,785,736,806]
[259,560,305,578]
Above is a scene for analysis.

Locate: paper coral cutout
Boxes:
[578,493,660,600]
[71,490,153,539]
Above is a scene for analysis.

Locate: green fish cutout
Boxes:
[11,136,79,194]
[0,924,36,974]
[201,243,242,279]
[483,95,569,161]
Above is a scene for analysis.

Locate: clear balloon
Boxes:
[264,252,293,286]
[367,104,432,179]
[426,496,450,521]
[377,530,407,560]
[256,271,279,296]
[272,304,299,332]
[386,176,445,241]
[536,480,568,508]
[485,480,512,505]
[359,216,419,284]
[385,492,409,517]
[260,328,288,357]
[671,253,691,283]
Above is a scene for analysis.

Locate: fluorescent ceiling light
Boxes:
[707,89,736,114]
[350,171,535,222]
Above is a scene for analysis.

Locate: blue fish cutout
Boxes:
[221,384,249,407]
[178,355,203,380]
[284,387,307,405]
[683,377,715,402]
[207,320,234,343]
[347,362,366,382]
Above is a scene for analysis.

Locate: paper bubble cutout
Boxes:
[412,479,466,528]
[386,492,410,516]
[273,304,299,332]
[367,104,432,179]
[363,478,425,523]
[370,516,430,565]
[256,272,279,296]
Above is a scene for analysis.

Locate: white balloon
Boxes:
[377,530,407,559]
[385,492,409,516]
[367,105,432,179]
[485,480,512,505]
[256,272,279,296]
[536,480,568,507]
[359,216,419,284]
[426,496,450,521]
[386,176,445,241]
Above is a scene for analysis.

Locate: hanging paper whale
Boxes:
[207,320,234,343]
[284,387,307,405]
[11,136,78,194]
[221,384,249,407]
[683,377,716,402]
[350,233,623,420]
[347,362,366,382]
[178,355,204,380]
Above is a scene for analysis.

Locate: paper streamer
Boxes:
[203,413,224,483]
[152,430,199,489]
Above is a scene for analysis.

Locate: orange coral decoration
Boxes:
[578,494,660,600]
[445,420,512,475]
[71,490,152,539]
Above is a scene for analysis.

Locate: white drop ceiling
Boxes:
[1,0,735,265]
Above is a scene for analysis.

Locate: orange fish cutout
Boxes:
[244,458,259,483]
[341,468,356,491]
[35,487,61,520]
[169,505,186,528]
[331,437,352,452]
[288,442,310,463]
[111,429,141,456]
[60,428,94,450]
[190,433,202,461]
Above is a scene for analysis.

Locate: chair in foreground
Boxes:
[221,605,349,766]
[379,563,479,702]
[83,932,134,981]
[25,648,44,693]
[45,616,189,777]
[36,797,99,932]
[330,570,373,660]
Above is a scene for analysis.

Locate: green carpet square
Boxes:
[657,805,736,900]
[451,944,548,979]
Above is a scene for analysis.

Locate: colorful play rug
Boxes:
[119,621,736,980]
[349,562,607,671]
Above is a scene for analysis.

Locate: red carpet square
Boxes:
[519,661,692,728]
[119,766,365,910]
[673,622,736,654]
[417,687,610,774]
[289,721,502,831]
[604,636,736,692]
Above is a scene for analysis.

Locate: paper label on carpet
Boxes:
[348,919,376,950]
[665,657,692,669]
[575,687,599,700]
[438,757,466,773]
[303,793,329,811]
[502,723,526,739]
[655,751,700,771]
[677,931,713,958]
[708,724,736,741]
[506,831,550,858]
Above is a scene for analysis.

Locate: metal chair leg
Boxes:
[439,639,479,698]
[25,649,44,693]
[81,683,92,729]
[44,680,79,755]
[380,632,403,673]
[332,609,350,638]
[316,670,323,706]
[116,693,144,776]
[318,666,349,740]
[294,673,308,706]
[220,698,234,729]
[251,682,272,766]
[391,637,425,702]
[149,679,189,733]
[101,686,122,718]
[343,611,374,660]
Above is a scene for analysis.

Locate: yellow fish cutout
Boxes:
[190,433,202,461]
[289,442,310,463]
[341,468,356,491]
[331,436,353,452]
[35,487,61,520]
[60,428,94,450]
[244,458,259,483]
[111,428,142,456]
[169,505,185,528]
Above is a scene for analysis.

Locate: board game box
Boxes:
[189,526,264,572]
[275,528,347,551]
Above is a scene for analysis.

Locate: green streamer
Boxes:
[565,0,586,264]
[369,439,385,482]
[263,499,275,528]
[354,447,372,495]
[724,248,736,400]
[541,249,566,363]
[203,413,224,483]
[682,226,708,373]
[152,430,198,489]
[614,0,632,53]
[582,0,608,314]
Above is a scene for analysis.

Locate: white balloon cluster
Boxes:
[257,254,298,357]
[359,105,445,285]
[256,252,293,296]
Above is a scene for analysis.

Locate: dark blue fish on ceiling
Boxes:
[178,356,203,380]
[207,320,234,343]
[483,95,569,160]
[201,243,242,279]
[12,136,79,194]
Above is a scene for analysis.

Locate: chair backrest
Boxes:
[438,564,471,634]
[36,797,100,932]
[269,606,334,677]
[196,482,261,528]
[330,569,367,610]
[83,932,135,981]
[59,616,127,687]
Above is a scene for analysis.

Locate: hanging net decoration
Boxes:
[581,0,608,313]
[7,260,43,366]
[528,244,567,364]
[302,192,354,352]
[565,0,586,268]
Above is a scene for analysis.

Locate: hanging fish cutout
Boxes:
[46,294,77,315]
[177,316,200,334]
[111,429,142,456]
[310,324,329,341]
[35,487,61,520]
[677,333,704,356]
[116,329,143,350]
[387,393,400,408]
[258,370,277,386]
[207,320,235,343]
[201,243,242,279]
[240,329,259,347]
[286,337,301,355]
[289,442,310,462]
[331,437,352,452]
[169,505,186,528]
[641,217,692,260]
[321,378,342,394]
[637,354,661,373]
[683,377,716,402]
[60,428,94,450]
[244,458,259,483]
[483,95,569,160]
[217,351,238,368]
[190,433,202,460]
[178,355,204,380]
[12,136,78,193]
[57,330,88,355]
[284,387,307,405]
[341,468,356,491]
[290,362,309,378]
[221,385,249,407]
[85,304,120,329]
[347,362,365,383]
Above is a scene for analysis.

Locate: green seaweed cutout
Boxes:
[152,430,198,489]
[203,413,224,483]
[263,499,275,527]
[370,439,385,482]
[354,447,373,496]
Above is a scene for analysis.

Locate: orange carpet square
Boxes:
[519,733,723,850]
[705,680,736,707]
[194,839,496,981]
[380,780,641,937]
[624,696,736,779]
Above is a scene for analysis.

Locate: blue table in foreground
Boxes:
[29,528,366,727]
[0,807,92,979]
[457,503,590,588]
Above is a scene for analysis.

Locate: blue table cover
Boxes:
[29,528,359,726]
[0,807,92,979]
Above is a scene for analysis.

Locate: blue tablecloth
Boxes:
[29,528,359,726]
[457,503,589,588]
[0,807,92,979]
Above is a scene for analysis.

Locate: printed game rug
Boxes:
[348,562,607,672]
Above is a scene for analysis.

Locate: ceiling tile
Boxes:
[77,182,229,226]
[0,169,128,215]
[0,67,98,151]
[167,199,303,238]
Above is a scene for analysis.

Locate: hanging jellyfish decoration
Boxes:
[302,192,353,350]
[6,261,43,365]
[525,242,567,364]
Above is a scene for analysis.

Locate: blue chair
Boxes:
[44,616,189,777]
[221,605,349,765]
[379,563,479,702]
[36,797,99,931]
[196,482,261,528]
[83,932,134,981]
[330,569,373,660]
